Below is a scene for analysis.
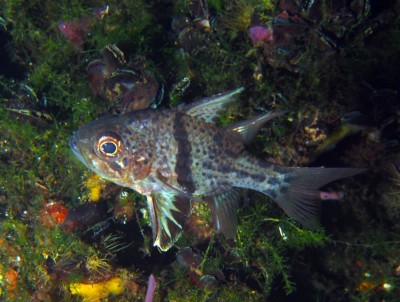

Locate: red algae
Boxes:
[248,25,274,45]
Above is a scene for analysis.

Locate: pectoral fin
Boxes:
[146,192,191,251]
[205,189,240,239]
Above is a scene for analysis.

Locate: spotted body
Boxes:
[70,88,364,251]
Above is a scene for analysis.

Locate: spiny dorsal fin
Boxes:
[205,189,240,238]
[146,192,191,251]
[180,87,244,123]
[225,111,287,144]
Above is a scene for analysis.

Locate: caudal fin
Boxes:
[274,167,366,228]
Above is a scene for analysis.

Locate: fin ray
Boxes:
[226,111,286,144]
[272,168,366,228]
[146,192,191,251]
[206,189,240,238]
[180,87,244,123]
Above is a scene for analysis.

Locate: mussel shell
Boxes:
[87,59,107,96]
[103,44,126,74]
[104,69,139,101]
[121,81,163,112]
[151,82,164,109]
[2,84,52,127]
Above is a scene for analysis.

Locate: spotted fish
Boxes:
[69,88,364,251]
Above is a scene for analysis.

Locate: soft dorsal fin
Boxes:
[226,111,286,144]
[146,192,191,251]
[180,87,244,123]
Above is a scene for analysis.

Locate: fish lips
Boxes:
[69,133,91,168]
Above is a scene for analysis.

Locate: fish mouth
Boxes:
[69,134,87,165]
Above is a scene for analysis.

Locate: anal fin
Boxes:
[205,189,240,238]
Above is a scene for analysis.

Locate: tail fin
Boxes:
[274,168,366,228]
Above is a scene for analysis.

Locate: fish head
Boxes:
[69,114,153,187]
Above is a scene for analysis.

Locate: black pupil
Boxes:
[101,142,117,154]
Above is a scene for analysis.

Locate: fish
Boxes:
[69,88,365,251]
[312,111,371,158]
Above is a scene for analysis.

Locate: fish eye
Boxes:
[97,134,122,158]
[101,142,117,154]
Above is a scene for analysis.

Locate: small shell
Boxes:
[103,44,126,70]
[87,59,107,96]
[87,44,163,112]
[121,81,162,112]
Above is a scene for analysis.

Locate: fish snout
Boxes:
[69,134,87,164]
[69,134,79,155]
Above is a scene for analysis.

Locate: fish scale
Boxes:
[144,110,241,196]
[70,88,365,251]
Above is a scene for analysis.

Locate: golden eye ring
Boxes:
[97,135,122,157]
